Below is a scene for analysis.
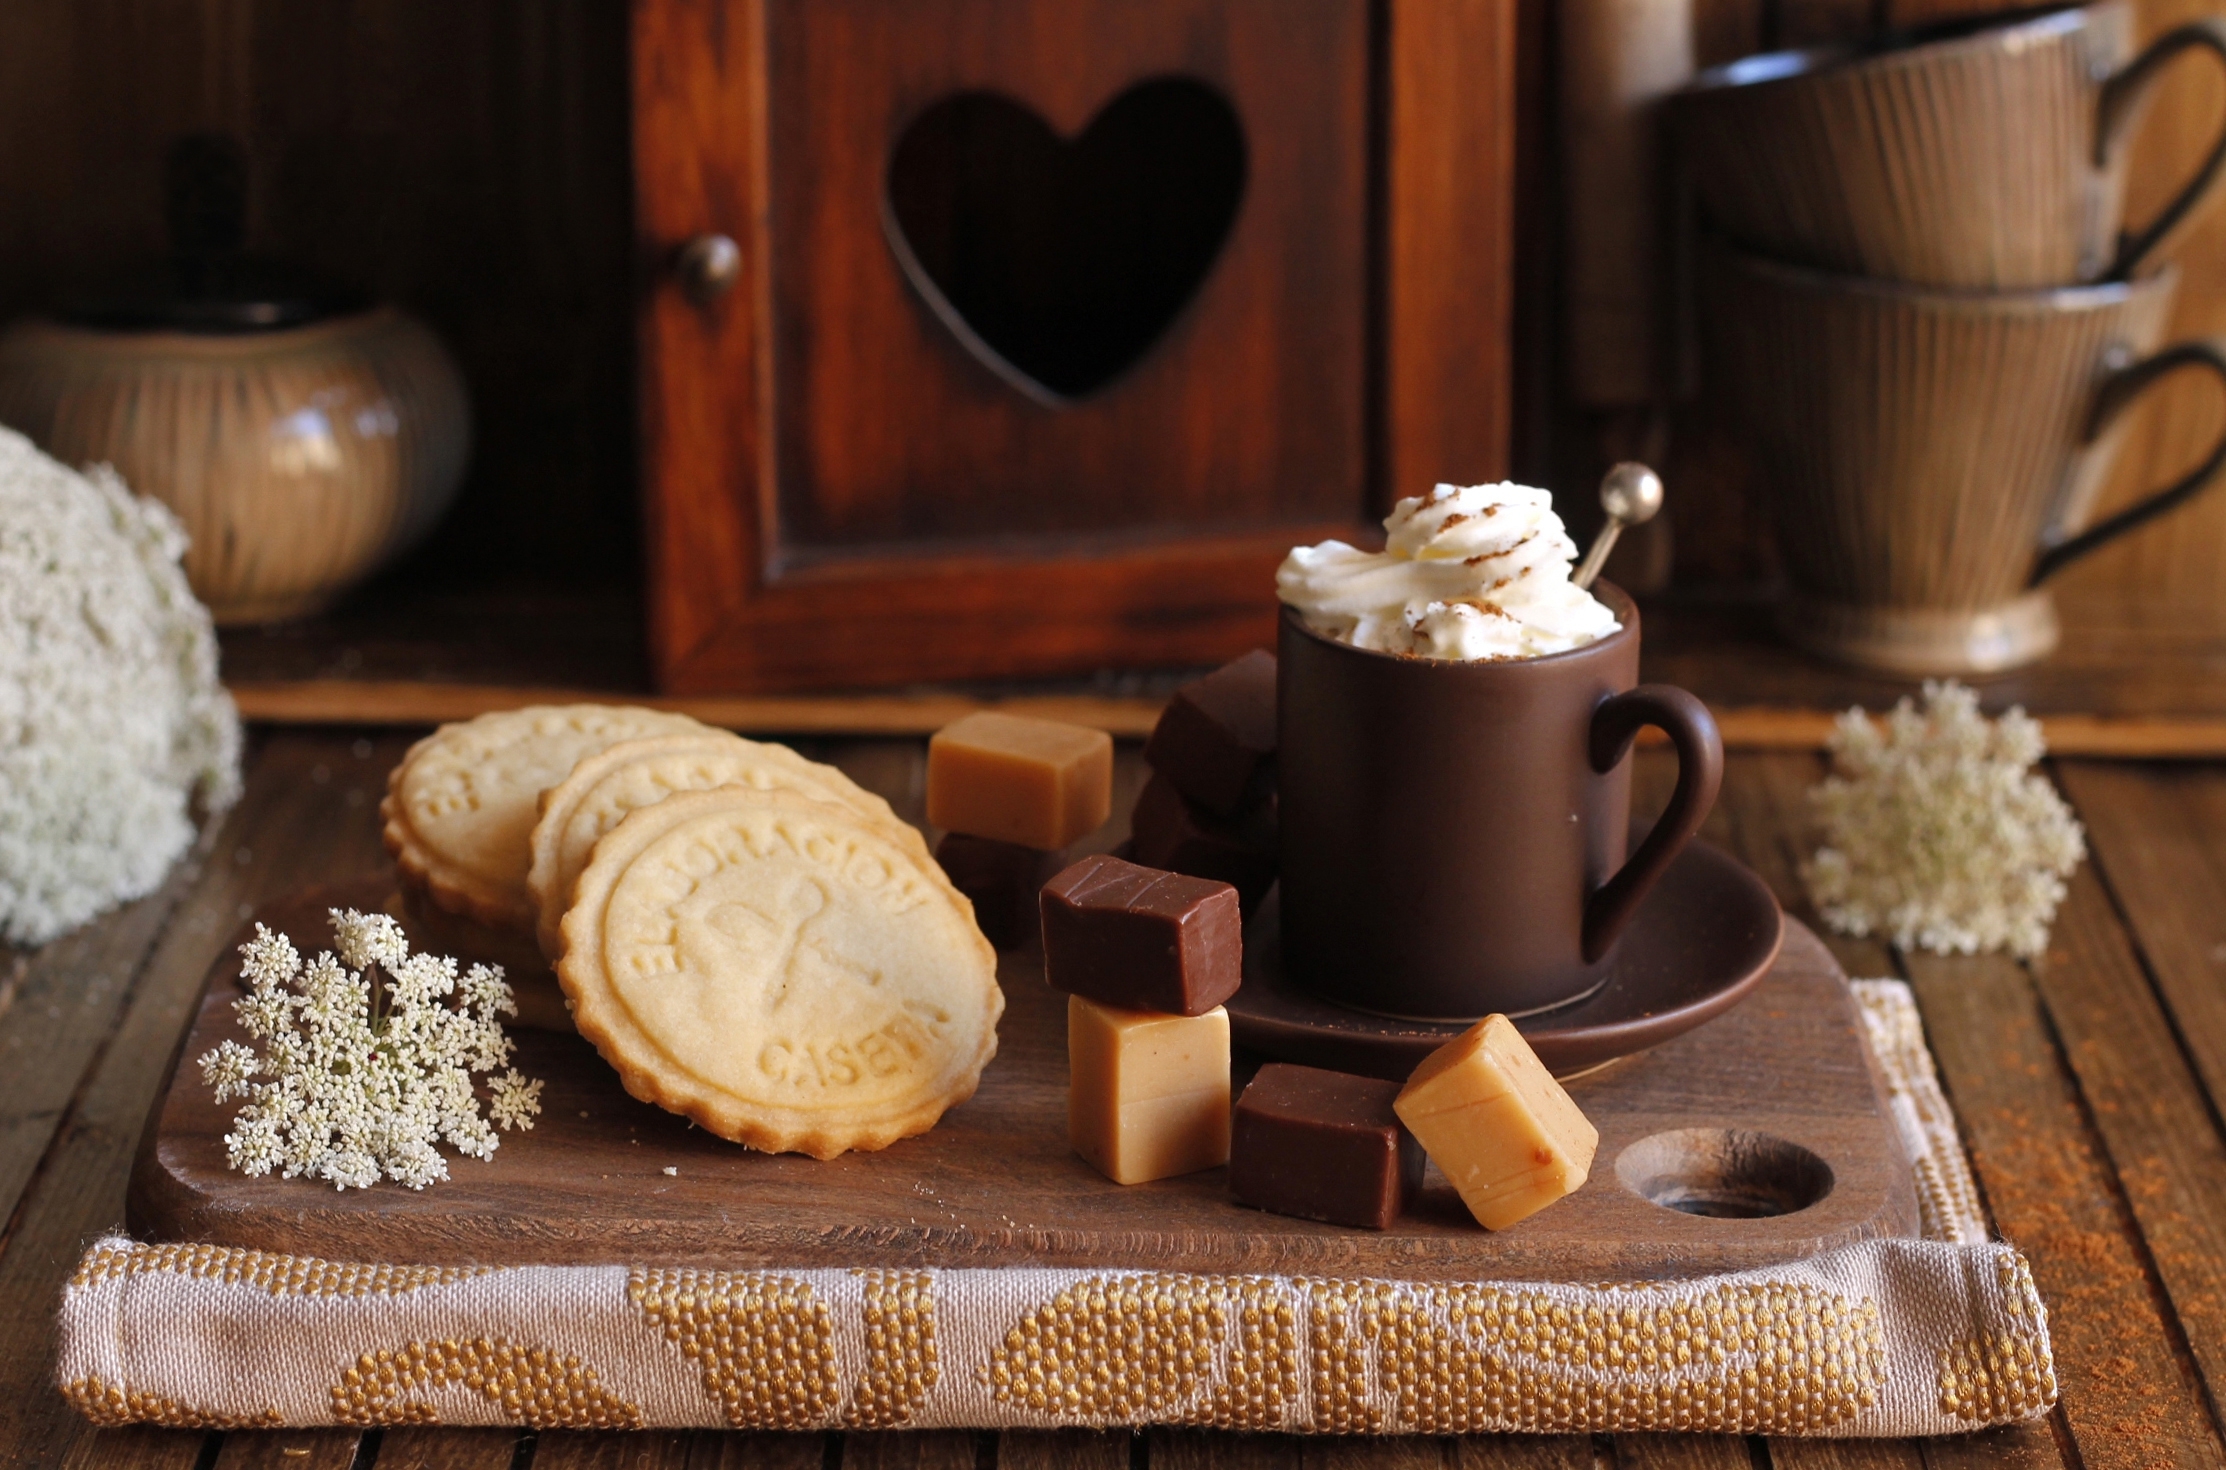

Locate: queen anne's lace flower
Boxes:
[0,428,242,944]
[198,910,543,1190]
[332,910,409,972]
[1804,682,2085,959]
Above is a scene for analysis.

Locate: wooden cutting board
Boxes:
[129,884,1918,1281]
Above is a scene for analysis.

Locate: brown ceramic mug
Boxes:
[1277,584,1724,1022]
[1673,1,2226,288]
[1710,249,2226,674]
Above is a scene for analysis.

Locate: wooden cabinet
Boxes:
[634,0,1515,693]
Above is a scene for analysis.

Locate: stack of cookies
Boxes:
[383,704,705,1028]
[382,705,1003,1158]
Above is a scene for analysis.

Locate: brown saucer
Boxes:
[1228,833,1784,1079]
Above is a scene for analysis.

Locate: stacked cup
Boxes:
[1674,2,2226,674]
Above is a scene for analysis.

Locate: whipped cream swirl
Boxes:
[1276,482,1622,660]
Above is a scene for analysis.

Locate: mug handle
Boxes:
[2100,17,2226,281]
[2030,338,2226,584]
[1581,686,1724,963]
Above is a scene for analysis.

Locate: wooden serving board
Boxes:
[129,885,1919,1282]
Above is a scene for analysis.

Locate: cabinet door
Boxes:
[634,0,1511,692]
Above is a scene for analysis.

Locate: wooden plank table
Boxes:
[6,729,2224,1469]
[213,584,2226,755]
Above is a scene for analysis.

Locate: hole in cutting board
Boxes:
[884,75,1247,404]
[1615,1129,1834,1219]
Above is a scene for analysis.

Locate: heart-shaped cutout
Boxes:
[884,76,1248,404]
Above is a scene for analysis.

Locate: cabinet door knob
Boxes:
[676,233,741,304]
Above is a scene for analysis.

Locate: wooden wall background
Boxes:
[0,0,2221,627]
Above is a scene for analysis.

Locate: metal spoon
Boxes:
[1572,462,1664,591]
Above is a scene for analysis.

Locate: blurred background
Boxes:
[2,0,2222,696]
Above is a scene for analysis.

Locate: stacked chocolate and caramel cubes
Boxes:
[925,709,1235,1186]
[1038,652,1291,1188]
[927,712,1113,948]
[1046,854,1241,1185]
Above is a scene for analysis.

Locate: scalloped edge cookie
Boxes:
[526,731,931,962]
[382,704,707,932]
[557,786,1000,1159]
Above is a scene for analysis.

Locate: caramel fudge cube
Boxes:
[928,712,1113,850]
[936,832,1053,949]
[1144,650,1277,813]
[1041,854,1241,1016]
[1231,1064,1424,1230]
[1069,997,1230,1185]
[1394,1014,1598,1230]
[1131,773,1277,911]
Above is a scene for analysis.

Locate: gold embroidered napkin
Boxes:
[55,980,2053,1436]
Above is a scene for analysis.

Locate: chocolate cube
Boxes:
[1040,853,1242,1016]
[1130,773,1277,911]
[1144,650,1277,814]
[936,832,1051,950]
[1231,1064,1424,1230]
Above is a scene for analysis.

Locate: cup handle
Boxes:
[1581,686,1724,963]
[2030,338,2226,584]
[2100,17,2226,281]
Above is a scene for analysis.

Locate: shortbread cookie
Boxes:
[384,887,575,1033]
[558,787,1001,1158]
[527,731,930,962]
[383,704,705,932]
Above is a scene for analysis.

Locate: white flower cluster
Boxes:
[199,909,544,1191]
[0,427,242,945]
[1804,681,2085,959]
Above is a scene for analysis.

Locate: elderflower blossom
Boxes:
[0,427,241,945]
[1804,682,2084,958]
[197,909,543,1191]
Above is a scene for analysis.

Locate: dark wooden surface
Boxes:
[1385,0,1520,499]
[131,885,1913,1277]
[8,729,2226,1465]
[211,585,2226,755]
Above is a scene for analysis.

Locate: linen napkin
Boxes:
[55,980,2051,1435]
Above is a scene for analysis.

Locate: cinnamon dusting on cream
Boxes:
[1276,483,1621,661]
